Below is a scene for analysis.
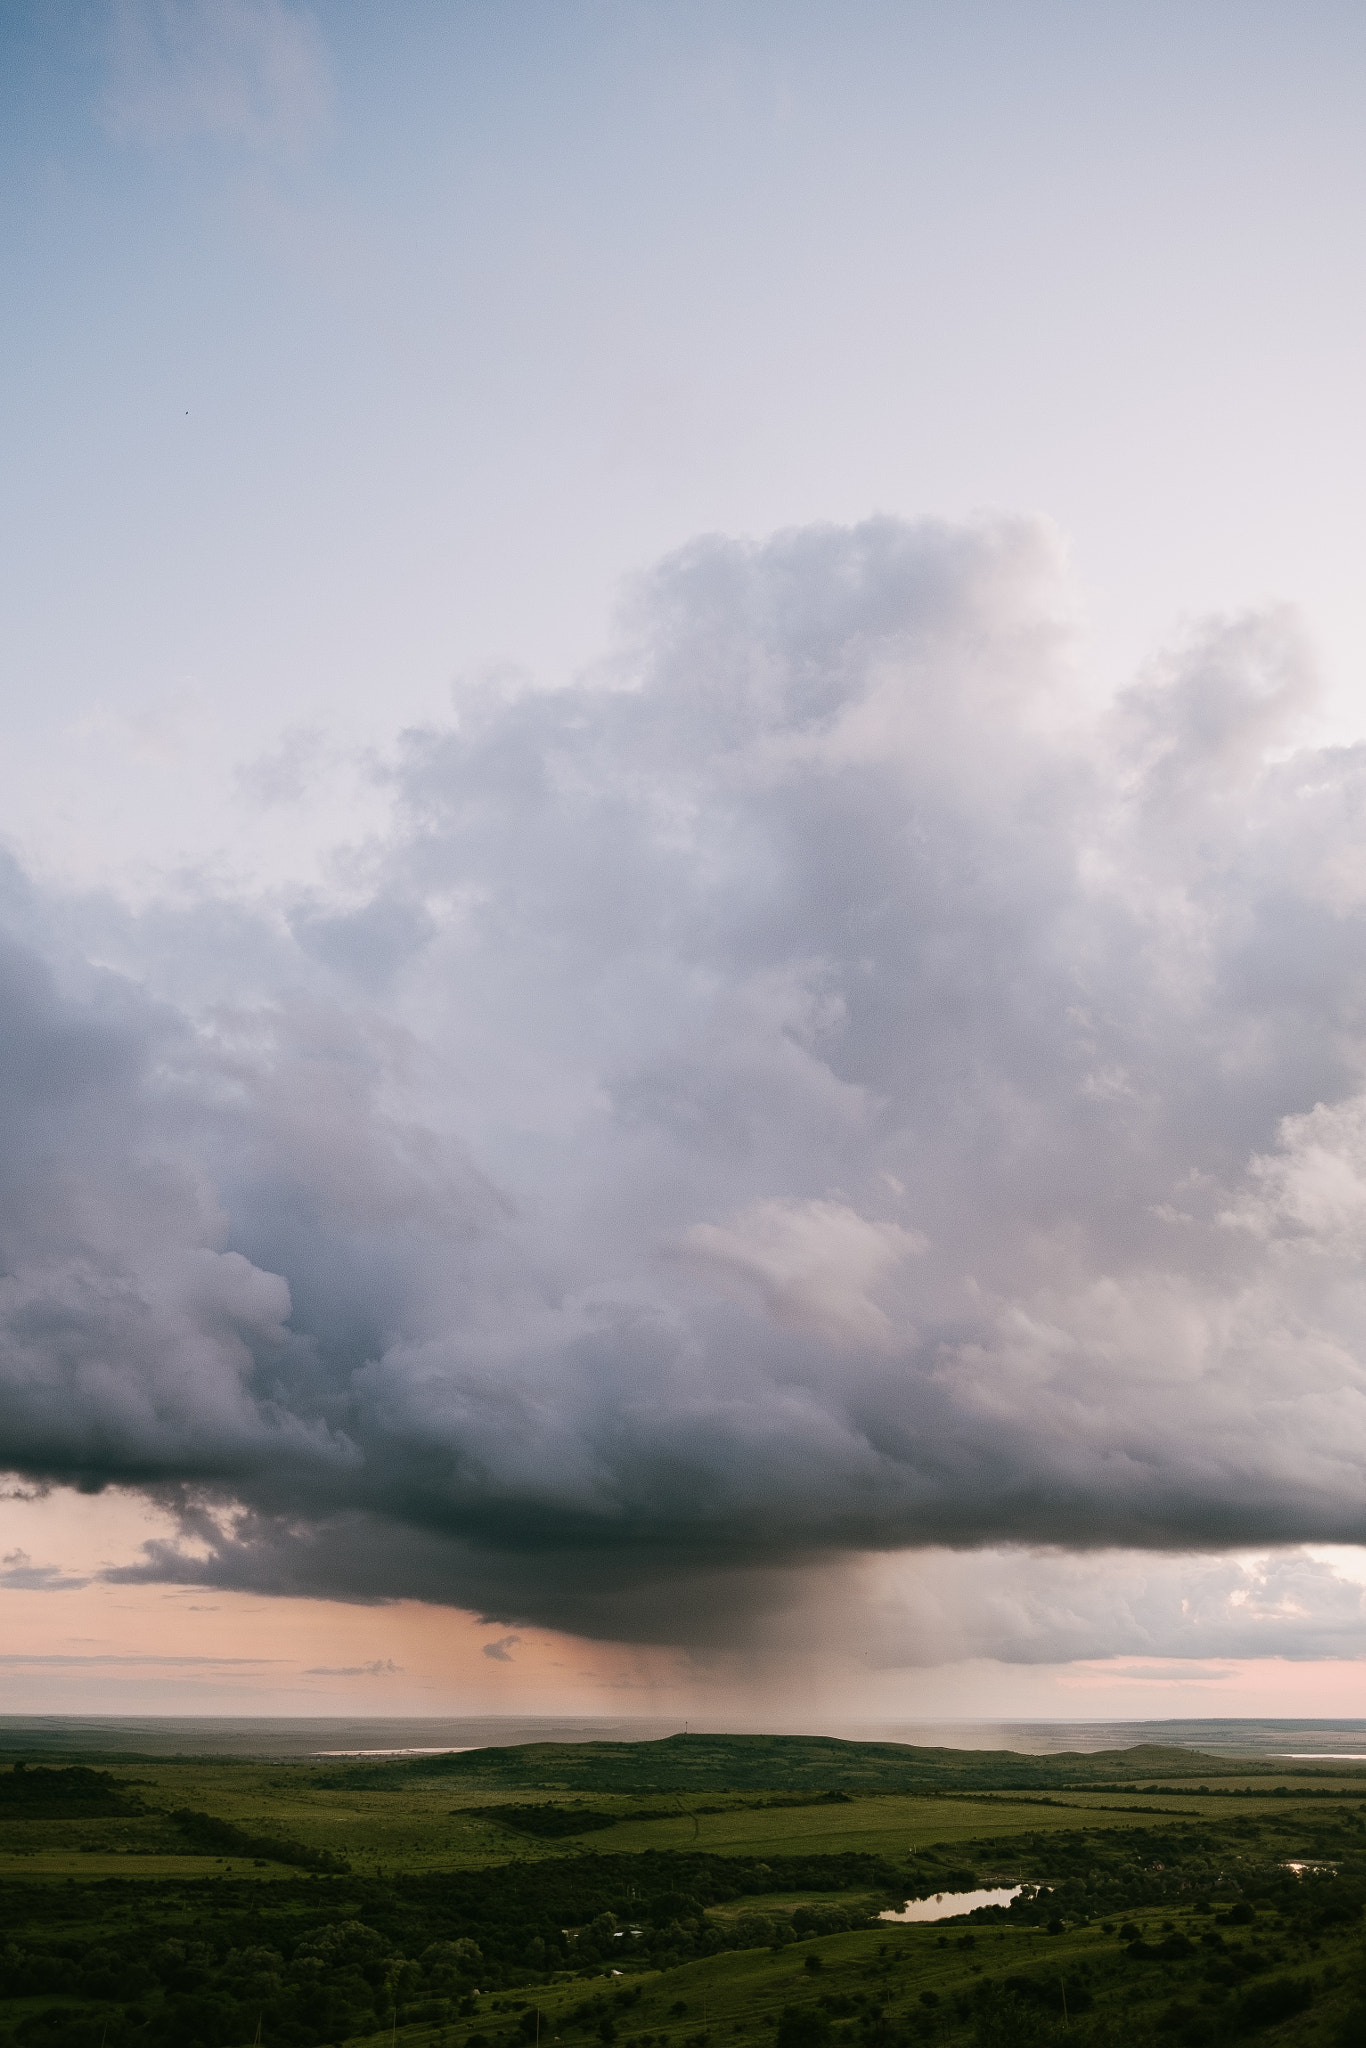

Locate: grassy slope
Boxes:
[343,1904,1360,2048]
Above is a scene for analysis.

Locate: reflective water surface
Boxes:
[879,1887,1022,1923]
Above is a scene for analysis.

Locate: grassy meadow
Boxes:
[8,1744,1366,1882]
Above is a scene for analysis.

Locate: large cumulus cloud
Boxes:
[6,513,1366,1653]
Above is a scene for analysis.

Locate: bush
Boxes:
[1235,1977,1311,2031]
[294,1923,387,1970]
[1332,2000,1366,2048]
[774,2007,832,2048]
[730,1914,781,1949]
[972,1989,1054,2048]
[791,1906,856,1937]
[423,1939,483,1983]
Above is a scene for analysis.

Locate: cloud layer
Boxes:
[4,514,1366,1656]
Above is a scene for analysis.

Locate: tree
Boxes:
[775,2007,832,2048]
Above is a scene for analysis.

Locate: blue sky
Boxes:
[6,2,1366,1720]
[6,0,1366,860]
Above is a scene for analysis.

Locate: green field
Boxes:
[0,1775,1275,1879]
[6,1740,1366,1883]
[2,1733,1364,2047]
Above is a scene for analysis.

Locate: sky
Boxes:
[5,0,1366,1725]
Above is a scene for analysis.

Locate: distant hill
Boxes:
[322,1730,1362,1793]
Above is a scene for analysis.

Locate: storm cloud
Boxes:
[5,514,1366,1654]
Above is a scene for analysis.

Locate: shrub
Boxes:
[774,2007,832,2048]
[971,1987,1053,2048]
[1235,1977,1311,2030]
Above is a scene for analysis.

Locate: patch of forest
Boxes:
[465,1795,858,1839]
[168,1808,352,1872]
[0,1767,145,1818]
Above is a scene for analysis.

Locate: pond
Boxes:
[879,1887,1023,1923]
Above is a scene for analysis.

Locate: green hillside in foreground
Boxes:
[336,1731,1366,1793]
[5,1756,1366,2045]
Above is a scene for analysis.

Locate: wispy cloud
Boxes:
[0,1548,89,1592]
[0,1653,277,1667]
[1094,1664,1236,1685]
[304,1658,402,1676]
[482,1636,520,1664]
[102,0,331,153]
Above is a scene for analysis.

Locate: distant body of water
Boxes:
[865,1719,1366,1762]
[2,1714,1366,1760]
[879,1888,1023,1923]
[0,1716,683,1757]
